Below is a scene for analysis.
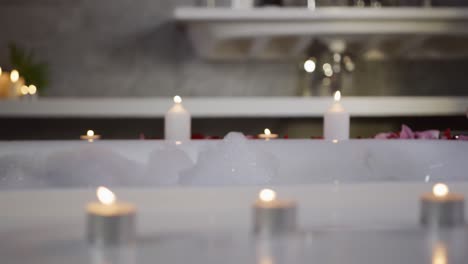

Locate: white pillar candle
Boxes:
[420,183,464,228]
[253,189,297,236]
[258,128,278,140]
[324,91,350,141]
[165,95,191,141]
[86,187,136,246]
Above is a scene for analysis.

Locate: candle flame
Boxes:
[87,130,95,137]
[28,85,37,95]
[259,188,276,202]
[433,183,449,197]
[264,128,271,135]
[10,70,19,82]
[173,95,182,104]
[334,91,341,102]
[20,85,29,95]
[97,186,116,205]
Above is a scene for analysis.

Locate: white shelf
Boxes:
[0,97,466,118]
[174,7,468,60]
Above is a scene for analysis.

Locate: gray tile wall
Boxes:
[0,0,467,97]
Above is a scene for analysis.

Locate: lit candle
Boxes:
[420,183,465,227]
[258,128,278,140]
[80,130,101,142]
[323,91,350,141]
[253,189,297,236]
[86,186,136,246]
[165,95,191,141]
[9,70,21,98]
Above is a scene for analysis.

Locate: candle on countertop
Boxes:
[253,189,297,236]
[9,70,21,99]
[165,95,191,141]
[86,186,136,246]
[420,183,464,228]
[258,128,279,140]
[324,91,350,141]
[80,130,101,142]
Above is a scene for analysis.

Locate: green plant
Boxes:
[9,43,49,92]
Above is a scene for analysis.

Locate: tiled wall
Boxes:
[0,0,467,97]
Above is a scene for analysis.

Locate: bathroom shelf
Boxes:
[174,7,468,60]
[0,97,466,118]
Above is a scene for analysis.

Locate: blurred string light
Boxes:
[323,63,333,77]
[343,56,355,72]
[333,53,341,63]
[28,85,37,95]
[303,58,316,73]
[20,85,29,95]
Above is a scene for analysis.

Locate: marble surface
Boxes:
[1,184,468,264]
[0,135,467,188]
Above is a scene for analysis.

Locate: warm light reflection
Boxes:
[97,186,116,205]
[0,67,2,75]
[10,70,19,82]
[28,85,37,95]
[259,189,276,202]
[264,128,271,136]
[173,95,182,104]
[258,255,274,264]
[432,242,448,264]
[20,85,29,95]
[433,183,449,197]
[332,139,339,144]
[175,141,182,145]
[304,59,316,73]
[334,91,341,102]
[87,130,95,137]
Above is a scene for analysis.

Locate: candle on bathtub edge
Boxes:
[258,128,278,140]
[253,189,297,236]
[165,95,191,141]
[420,183,464,228]
[80,130,101,142]
[324,91,350,141]
[87,186,136,246]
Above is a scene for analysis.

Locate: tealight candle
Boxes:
[165,95,191,141]
[253,189,297,236]
[420,183,465,228]
[80,130,101,142]
[324,91,350,141]
[86,186,136,246]
[258,128,279,140]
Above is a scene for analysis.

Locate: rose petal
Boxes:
[400,124,415,139]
